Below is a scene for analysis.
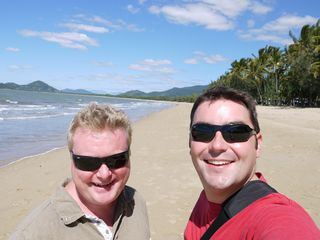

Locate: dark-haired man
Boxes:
[185,87,319,239]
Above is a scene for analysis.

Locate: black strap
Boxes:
[201,181,277,240]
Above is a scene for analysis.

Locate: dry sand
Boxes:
[0,103,319,239]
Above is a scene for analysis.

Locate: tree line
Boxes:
[210,20,320,107]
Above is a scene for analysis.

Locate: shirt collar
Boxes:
[52,179,85,225]
[52,179,134,226]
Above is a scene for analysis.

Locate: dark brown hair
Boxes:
[190,86,260,133]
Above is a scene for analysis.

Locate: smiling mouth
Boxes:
[204,160,234,166]
[92,181,114,188]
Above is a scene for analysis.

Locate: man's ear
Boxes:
[255,132,263,158]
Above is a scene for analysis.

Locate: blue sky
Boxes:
[1,0,319,94]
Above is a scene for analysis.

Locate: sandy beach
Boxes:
[0,103,319,239]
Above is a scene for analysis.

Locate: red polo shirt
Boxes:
[184,174,320,239]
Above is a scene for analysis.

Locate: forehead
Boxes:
[72,127,128,148]
[193,99,252,125]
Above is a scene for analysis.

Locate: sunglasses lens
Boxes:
[73,156,102,171]
[191,124,255,143]
[72,151,129,171]
[222,125,254,143]
[191,124,216,142]
[106,152,129,169]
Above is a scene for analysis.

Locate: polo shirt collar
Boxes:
[52,179,85,225]
[52,179,134,226]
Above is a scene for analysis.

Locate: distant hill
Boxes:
[118,85,208,97]
[0,80,59,92]
[61,88,94,94]
[0,80,208,99]
[118,90,148,97]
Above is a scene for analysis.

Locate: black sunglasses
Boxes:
[191,123,256,143]
[71,150,129,171]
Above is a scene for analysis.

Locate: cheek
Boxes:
[189,142,207,166]
[114,166,130,181]
[71,165,93,183]
[190,141,206,154]
[231,142,257,163]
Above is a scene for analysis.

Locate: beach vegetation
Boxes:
[209,20,320,107]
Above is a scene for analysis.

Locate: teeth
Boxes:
[205,160,231,166]
[93,182,111,187]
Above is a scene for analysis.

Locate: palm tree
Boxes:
[287,20,320,106]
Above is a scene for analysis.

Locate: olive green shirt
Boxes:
[10,180,150,240]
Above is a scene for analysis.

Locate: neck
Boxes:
[205,188,232,204]
[205,174,259,204]
[65,181,116,227]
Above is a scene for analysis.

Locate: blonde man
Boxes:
[11,103,150,240]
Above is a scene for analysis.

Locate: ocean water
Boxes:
[0,89,173,167]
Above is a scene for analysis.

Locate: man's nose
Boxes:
[208,131,229,152]
[96,164,112,179]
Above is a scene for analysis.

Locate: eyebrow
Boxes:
[71,150,129,158]
[193,121,247,125]
[227,121,247,125]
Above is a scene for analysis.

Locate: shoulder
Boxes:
[191,190,213,215]
[10,183,80,239]
[188,190,221,225]
[241,193,320,238]
[115,186,150,240]
[123,185,146,205]
[118,185,147,216]
[253,192,311,215]
[9,198,57,239]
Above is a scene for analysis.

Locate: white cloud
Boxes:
[85,15,145,32]
[202,0,251,18]
[17,14,144,51]
[138,0,146,5]
[149,3,234,30]
[247,19,255,28]
[204,54,228,64]
[19,30,98,50]
[93,61,114,67]
[127,4,140,14]
[263,15,317,32]
[185,51,228,65]
[143,59,172,66]
[249,1,272,14]
[61,23,109,33]
[149,0,272,31]
[6,47,20,52]
[184,58,198,64]
[129,64,150,71]
[89,16,113,26]
[8,65,20,70]
[239,15,318,45]
[8,64,32,70]
[126,23,145,32]
[129,59,175,73]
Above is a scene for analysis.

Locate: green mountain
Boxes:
[118,85,208,97]
[61,88,94,94]
[0,80,208,100]
[0,80,59,92]
[118,90,148,97]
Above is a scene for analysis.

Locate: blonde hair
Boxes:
[67,102,132,151]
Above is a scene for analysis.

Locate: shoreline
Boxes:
[0,100,175,168]
[1,103,319,239]
[0,147,66,169]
